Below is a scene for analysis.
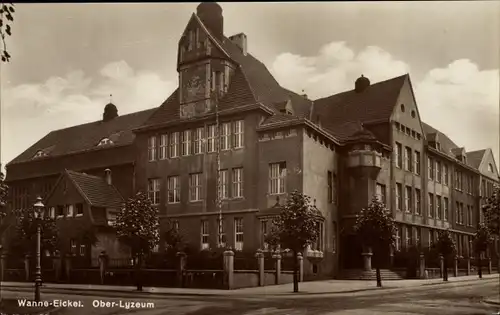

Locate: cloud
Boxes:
[1,60,176,166]
[271,42,499,164]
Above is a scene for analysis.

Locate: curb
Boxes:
[483,300,500,306]
[1,276,496,298]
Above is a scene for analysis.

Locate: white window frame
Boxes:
[405,186,412,213]
[79,244,86,256]
[428,157,434,180]
[217,218,226,248]
[66,204,74,217]
[396,183,402,211]
[232,168,243,198]
[234,218,244,251]
[148,179,160,205]
[436,195,442,220]
[148,136,157,162]
[49,207,56,219]
[181,130,192,156]
[414,151,421,175]
[444,197,449,221]
[260,219,269,250]
[443,165,449,185]
[207,125,216,153]
[428,193,434,218]
[269,162,286,195]
[193,127,204,154]
[201,220,209,250]
[232,120,244,149]
[169,132,179,158]
[404,147,412,171]
[220,122,231,151]
[395,226,401,251]
[415,188,421,215]
[395,142,402,168]
[189,173,203,202]
[159,134,168,160]
[436,161,442,183]
[218,170,228,199]
[76,203,84,217]
[168,176,180,204]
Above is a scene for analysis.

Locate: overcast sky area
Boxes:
[1,2,499,170]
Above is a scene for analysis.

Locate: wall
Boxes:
[91,230,130,261]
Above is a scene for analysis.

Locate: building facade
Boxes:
[3,2,499,278]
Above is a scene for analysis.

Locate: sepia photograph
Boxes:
[0,1,499,314]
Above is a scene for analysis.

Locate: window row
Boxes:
[258,128,297,142]
[394,143,421,175]
[454,169,474,194]
[199,217,244,251]
[427,156,449,185]
[455,202,475,227]
[260,219,326,252]
[148,120,244,161]
[427,193,449,221]
[48,203,84,219]
[394,122,422,141]
[481,179,495,198]
[395,183,424,216]
[148,168,244,205]
[69,239,87,256]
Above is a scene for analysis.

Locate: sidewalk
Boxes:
[1,274,497,297]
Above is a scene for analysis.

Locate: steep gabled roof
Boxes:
[66,170,124,209]
[8,108,156,166]
[466,149,487,169]
[421,122,460,158]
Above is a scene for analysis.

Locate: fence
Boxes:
[0,248,305,290]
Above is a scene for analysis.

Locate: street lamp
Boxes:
[33,196,44,302]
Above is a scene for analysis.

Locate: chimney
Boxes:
[197,2,224,41]
[229,33,247,56]
[104,169,112,185]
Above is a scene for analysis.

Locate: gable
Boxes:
[45,173,87,207]
[478,149,500,180]
[390,76,425,138]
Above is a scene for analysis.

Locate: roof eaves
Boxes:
[427,146,480,174]
[65,170,95,207]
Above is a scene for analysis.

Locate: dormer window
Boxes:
[97,138,114,146]
[33,150,46,159]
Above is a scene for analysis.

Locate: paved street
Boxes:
[2,277,500,315]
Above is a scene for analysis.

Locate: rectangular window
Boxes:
[396,183,402,211]
[201,220,209,250]
[75,203,84,216]
[428,157,434,180]
[66,204,74,217]
[220,122,231,151]
[444,197,449,221]
[415,151,421,175]
[428,193,434,218]
[332,222,337,253]
[396,226,402,251]
[469,205,474,226]
[189,173,203,202]
[181,130,192,156]
[169,132,179,158]
[167,176,180,204]
[416,227,421,247]
[395,142,402,168]
[269,162,287,194]
[159,134,168,160]
[404,225,411,247]
[148,179,160,205]
[443,165,449,185]
[218,170,229,200]
[436,161,442,183]
[260,220,269,250]
[49,207,56,219]
[56,205,64,218]
[79,244,86,256]
[193,127,204,154]
[436,195,442,220]
[234,218,244,251]
[405,186,412,213]
[455,202,460,224]
[415,188,421,215]
[232,168,243,198]
[313,221,324,251]
[70,239,77,255]
[405,147,412,171]
[217,218,226,247]
[232,120,244,149]
[376,183,386,204]
[207,125,216,153]
[148,136,157,162]
[460,203,465,225]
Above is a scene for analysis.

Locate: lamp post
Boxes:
[33,196,44,302]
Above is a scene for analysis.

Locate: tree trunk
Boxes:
[374,250,382,287]
[478,253,483,279]
[135,253,143,291]
[293,250,299,293]
[443,257,448,281]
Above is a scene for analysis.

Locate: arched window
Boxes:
[488,163,494,173]
[97,138,114,146]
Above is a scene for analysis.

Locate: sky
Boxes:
[0,2,499,170]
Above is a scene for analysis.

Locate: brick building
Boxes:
[4,2,499,278]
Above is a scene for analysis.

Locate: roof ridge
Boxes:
[66,169,106,181]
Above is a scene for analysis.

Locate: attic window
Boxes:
[488,163,494,172]
[97,138,114,146]
[400,104,405,112]
[33,150,46,159]
[411,110,416,118]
